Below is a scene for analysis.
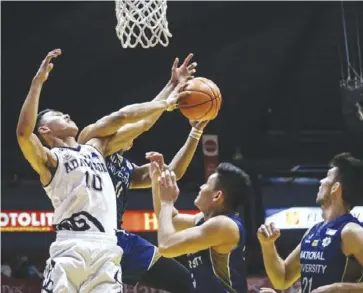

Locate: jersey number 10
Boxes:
[85,171,103,191]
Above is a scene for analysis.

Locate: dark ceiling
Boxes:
[2,1,363,180]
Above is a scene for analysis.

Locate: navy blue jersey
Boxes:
[106,153,135,227]
[300,213,363,293]
[186,214,248,293]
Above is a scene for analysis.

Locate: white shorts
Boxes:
[41,231,123,293]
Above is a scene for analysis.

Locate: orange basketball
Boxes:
[179,77,222,121]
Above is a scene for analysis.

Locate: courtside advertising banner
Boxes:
[0,210,199,232]
[265,206,363,229]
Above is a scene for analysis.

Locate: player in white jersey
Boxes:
[16,49,183,293]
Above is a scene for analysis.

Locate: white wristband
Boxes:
[189,127,203,140]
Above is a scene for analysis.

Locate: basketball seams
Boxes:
[179,96,220,109]
[197,78,221,119]
[180,77,221,121]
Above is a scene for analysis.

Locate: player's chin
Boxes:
[194,197,200,209]
[316,196,324,205]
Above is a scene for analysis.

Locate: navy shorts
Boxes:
[116,229,157,285]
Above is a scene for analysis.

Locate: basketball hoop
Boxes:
[115,0,172,49]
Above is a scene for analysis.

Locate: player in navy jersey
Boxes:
[91,55,204,293]
[257,153,363,293]
[149,157,252,293]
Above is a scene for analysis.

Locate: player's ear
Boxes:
[331,181,341,195]
[38,125,50,135]
[213,190,224,204]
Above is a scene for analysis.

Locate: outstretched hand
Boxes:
[34,49,62,83]
[158,170,180,204]
[257,222,281,245]
[170,53,197,86]
[190,120,209,131]
[146,151,165,180]
[166,82,191,111]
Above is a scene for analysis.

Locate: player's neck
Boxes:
[203,207,228,220]
[321,203,350,223]
[49,136,78,149]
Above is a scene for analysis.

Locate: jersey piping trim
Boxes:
[43,152,59,188]
[85,143,104,158]
[50,145,81,152]
[208,248,238,293]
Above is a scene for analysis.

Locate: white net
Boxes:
[115,0,172,49]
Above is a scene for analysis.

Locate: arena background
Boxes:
[2,1,363,293]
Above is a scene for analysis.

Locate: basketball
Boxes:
[179,77,222,121]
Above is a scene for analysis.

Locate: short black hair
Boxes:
[330,152,363,209]
[34,109,54,136]
[214,162,252,210]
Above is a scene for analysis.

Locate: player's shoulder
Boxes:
[84,138,108,157]
[204,215,240,234]
[341,221,363,255]
[203,215,241,247]
[342,221,363,236]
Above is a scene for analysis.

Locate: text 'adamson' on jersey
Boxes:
[106,153,135,228]
[300,213,363,293]
[43,145,118,234]
[186,214,248,293]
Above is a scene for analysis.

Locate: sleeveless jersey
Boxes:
[43,145,117,235]
[186,214,248,293]
[300,213,363,293]
[105,153,135,228]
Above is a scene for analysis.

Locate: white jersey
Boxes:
[44,145,117,235]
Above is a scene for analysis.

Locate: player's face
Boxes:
[317,167,339,205]
[40,111,78,138]
[194,173,221,211]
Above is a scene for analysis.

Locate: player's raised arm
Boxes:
[149,160,202,232]
[103,85,190,157]
[78,100,172,145]
[16,49,60,182]
[257,223,302,290]
[78,53,196,145]
[129,120,208,189]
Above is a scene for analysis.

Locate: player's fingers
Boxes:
[257,226,265,237]
[260,225,271,238]
[157,176,164,188]
[188,62,197,71]
[270,222,279,236]
[172,57,179,70]
[182,53,194,66]
[44,49,61,63]
[178,91,192,99]
[47,63,54,72]
[165,170,173,187]
[152,162,162,177]
[160,171,167,186]
[265,224,273,237]
[189,69,197,75]
[145,151,162,160]
[176,81,188,90]
[170,171,177,186]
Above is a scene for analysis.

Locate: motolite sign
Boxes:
[0,211,53,232]
[0,210,199,232]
